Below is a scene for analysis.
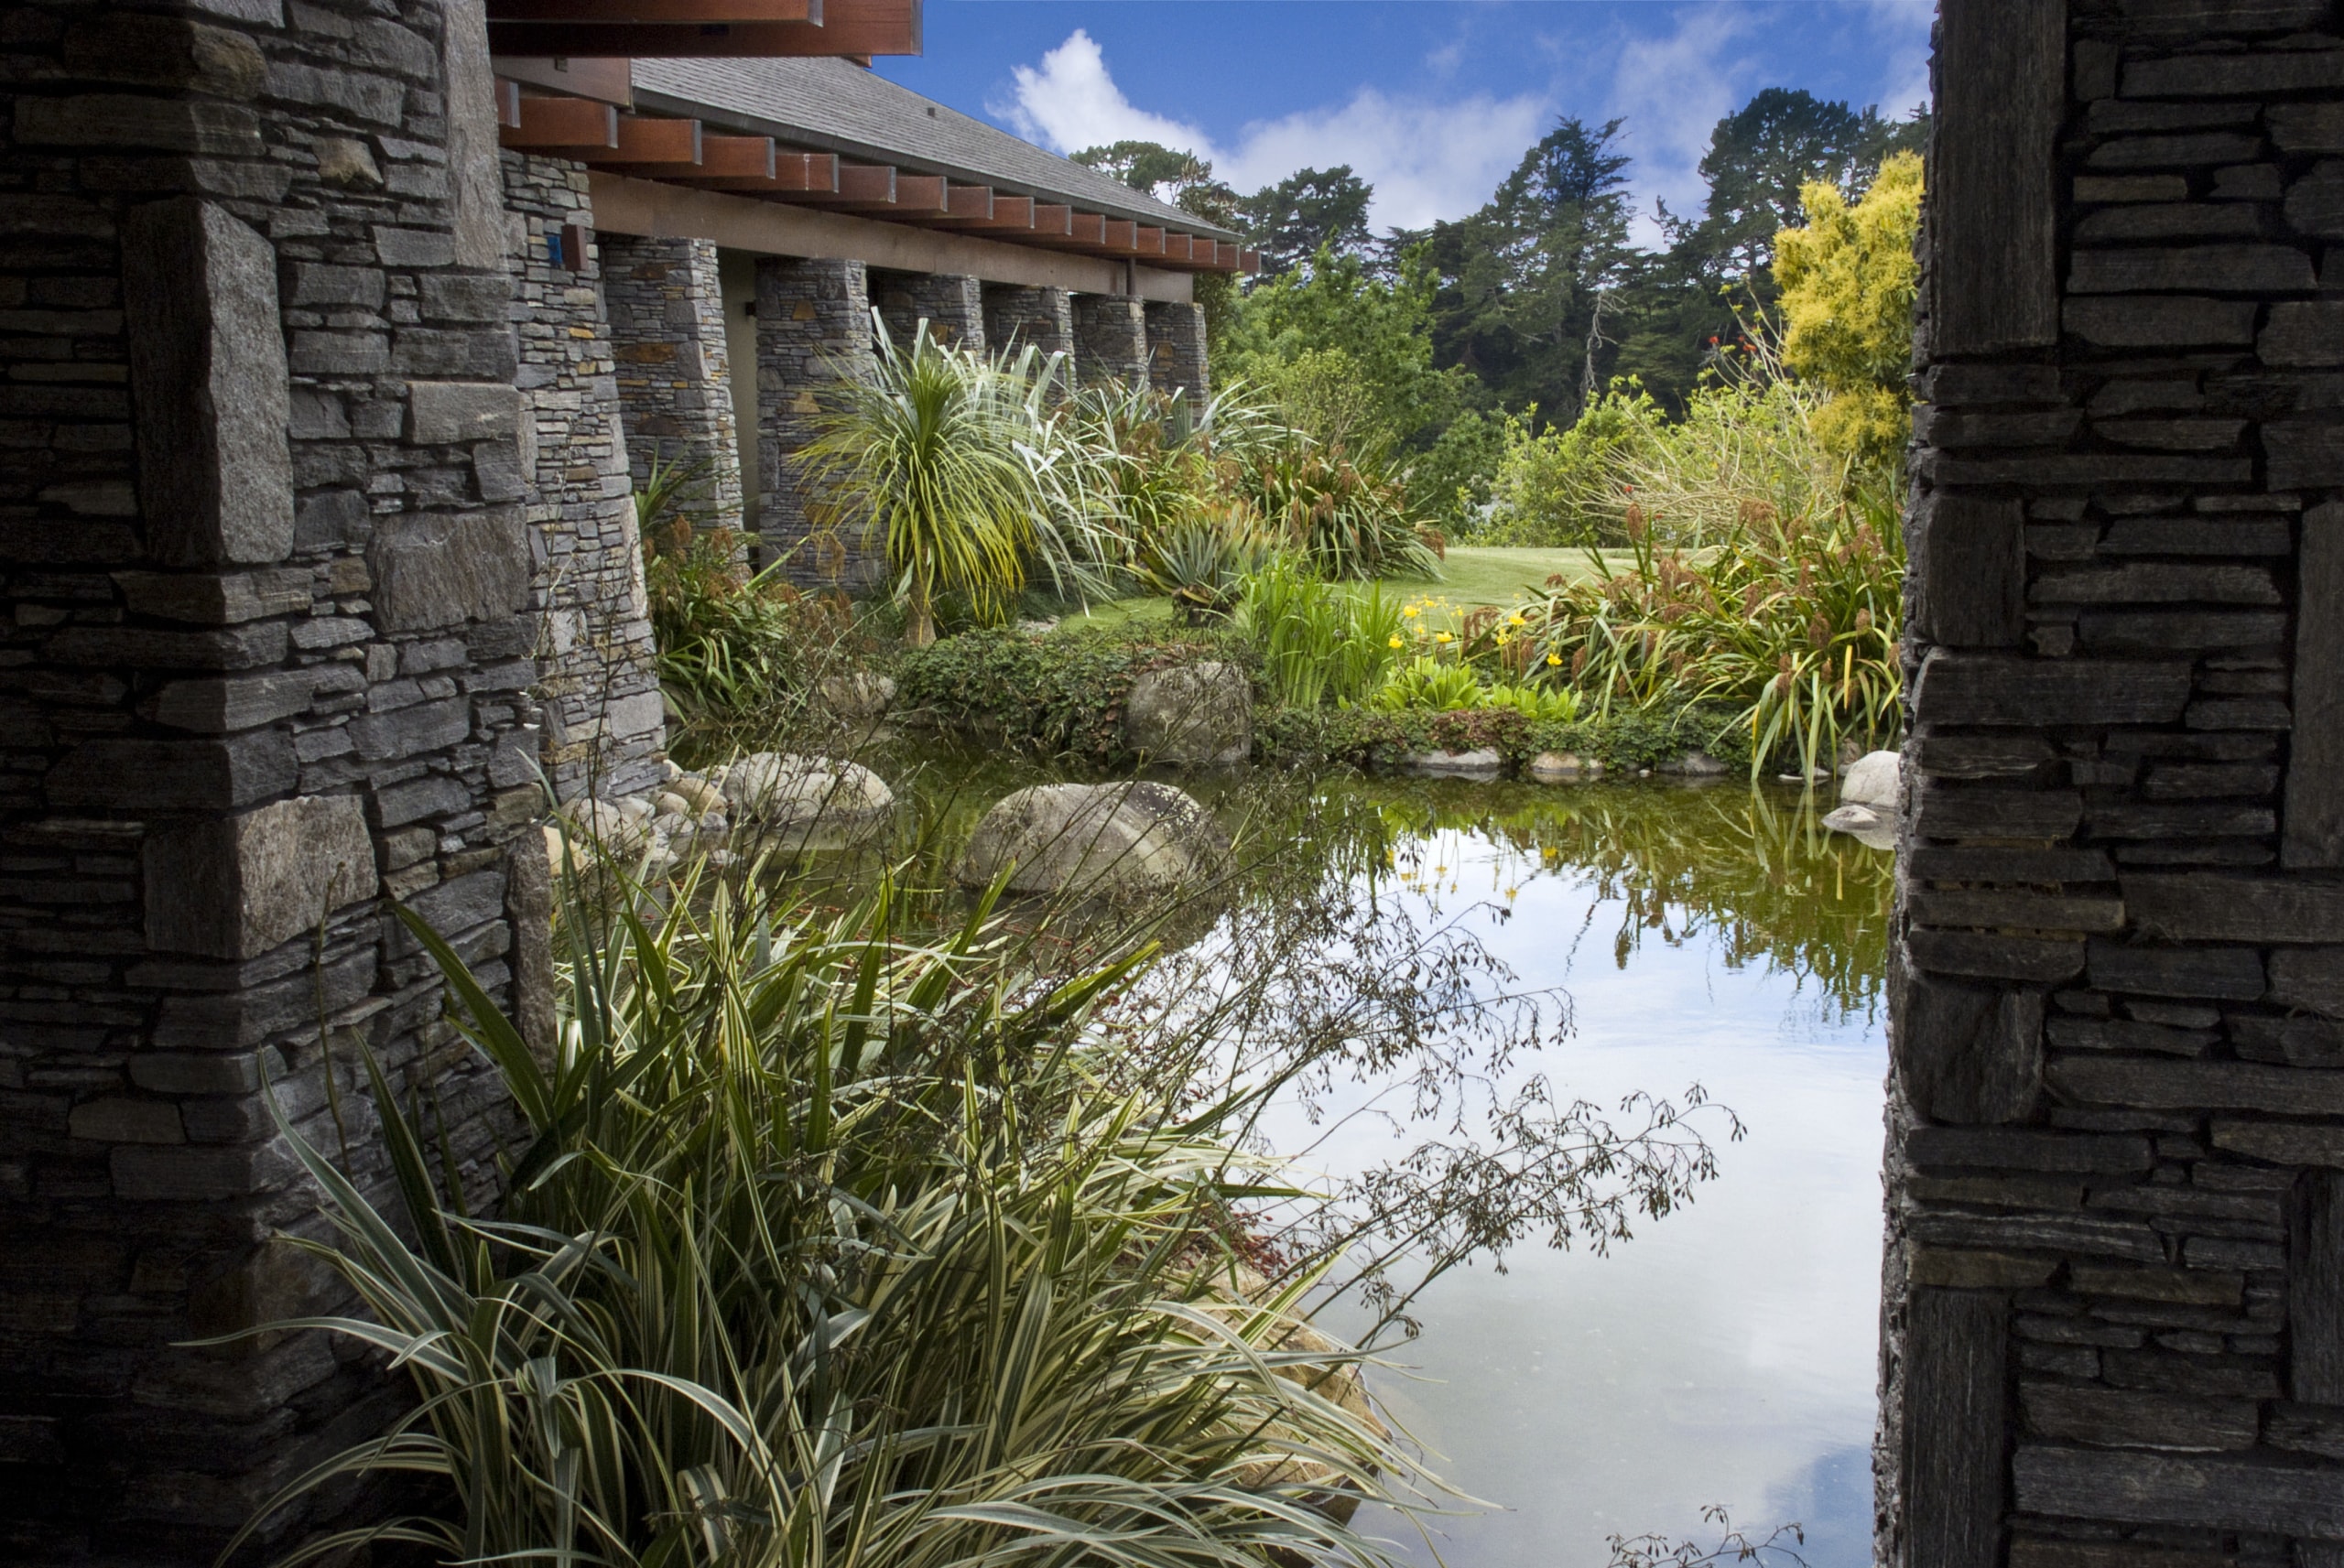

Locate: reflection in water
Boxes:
[853,760,1891,1568]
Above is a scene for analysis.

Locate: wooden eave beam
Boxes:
[581,114,702,166]
[1239,248,1262,274]
[1157,233,1192,265]
[501,94,619,150]
[1134,226,1164,258]
[617,131,773,179]
[494,78,522,127]
[1029,204,1073,238]
[1097,219,1137,254]
[928,194,1034,233]
[692,149,836,192]
[491,56,633,105]
[488,0,810,18]
[488,0,919,58]
[783,165,950,216]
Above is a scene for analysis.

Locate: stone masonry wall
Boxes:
[1885,5,2344,1568]
[0,0,547,1560]
[501,151,663,801]
[754,254,882,589]
[1144,300,1208,406]
[600,233,745,546]
[871,267,984,354]
[1070,292,1147,390]
[983,282,1074,392]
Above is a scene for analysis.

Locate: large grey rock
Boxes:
[121,199,292,566]
[1822,802,1897,850]
[1124,662,1251,768]
[369,507,529,631]
[722,752,894,846]
[144,795,378,958]
[817,671,896,720]
[959,781,1230,898]
[1401,749,1504,778]
[1839,750,1904,810]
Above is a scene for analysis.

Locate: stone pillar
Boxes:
[870,268,985,355]
[984,283,1074,360]
[1144,300,1209,406]
[503,153,665,802]
[1071,293,1148,390]
[0,2,545,1560]
[599,233,747,546]
[755,254,884,589]
[1884,4,2344,1568]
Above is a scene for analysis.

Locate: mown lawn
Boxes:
[1047,546,1626,633]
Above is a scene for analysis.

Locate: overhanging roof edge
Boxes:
[624,81,1240,243]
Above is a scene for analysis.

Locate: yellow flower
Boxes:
[1435,632,1453,643]
[1403,605,1421,619]
[1387,634,1404,648]
[1546,652,1563,666]
[1508,613,1525,627]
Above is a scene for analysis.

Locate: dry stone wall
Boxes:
[983,281,1074,368]
[601,232,746,545]
[872,266,984,353]
[1144,300,1208,405]
[1071,291,1148,389]
[501,150,663,801]
[754,253,882,589]
[1888,5,2344,1568]
[0,0,548,1559]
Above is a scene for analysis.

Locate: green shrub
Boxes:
[1368,655,1485,713]
[895,625,1249,767]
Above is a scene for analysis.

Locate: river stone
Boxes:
[959,781,1230,897]
[1659,749,1730,777]
[1528,751,1584,782]
[1841,749,1904,809]
[562,798,652,860]
[818,670,896,720]
[1823,802,1899,850]
[1124,661,1252,768]
[1401,749,1505,778]
[722,752,894,846]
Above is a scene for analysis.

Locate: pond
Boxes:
[836,757,1894,1568]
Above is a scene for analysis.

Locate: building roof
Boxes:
[630,57,1237,242]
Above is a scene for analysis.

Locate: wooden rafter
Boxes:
[607,131,774,179]
[501,94,619,150]
[586,114,702,165]
[493,57,633,105]
[488,0,918,59]
[691,150,836,193]
[487,0,812,19]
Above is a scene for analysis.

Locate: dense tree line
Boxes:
[1072,87,1925,519]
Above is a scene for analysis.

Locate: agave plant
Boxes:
[214,859,1431,1568]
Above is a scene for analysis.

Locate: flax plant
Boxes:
[219,856,1434,1568]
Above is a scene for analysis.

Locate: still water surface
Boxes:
[879,764,1892,1568]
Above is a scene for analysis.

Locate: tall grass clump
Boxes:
[1529,481,1902,778]
[222,861,1432,1568]
[1236,557,1403,708]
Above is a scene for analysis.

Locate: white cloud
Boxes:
[993,28,1551,232]
[1604,7,1761,245]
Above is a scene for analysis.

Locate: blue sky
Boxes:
[877,2,1933,240]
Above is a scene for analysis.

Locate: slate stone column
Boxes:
[755,254,884,589]
[1144,300,1209,406]
[984,283,1075,395]
[503,154,664,802]
[600,233,747,546]
[1071,293,1149,390]
[871,268,986,354]
[1885,4,2344,1568]
[0,2,546,1560]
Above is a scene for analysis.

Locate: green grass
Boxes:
[1051,547,1622,634]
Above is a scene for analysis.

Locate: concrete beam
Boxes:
[589,172,1195,302]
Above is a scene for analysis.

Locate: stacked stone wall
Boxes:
[872,267,984,353]
[983,282,1074,395]
[754,254,883,589]
[0,0,546,1559]
[1071,292,1147,389]
[501,151,662,801]
[601,233,745,547]
[1144,300,1208,405]
[1887,4,2344,1567]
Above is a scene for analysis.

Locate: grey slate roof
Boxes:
[630,56,1236,241]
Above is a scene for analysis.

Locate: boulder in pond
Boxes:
[960,781,1230,897]
[1401,748,1504,778]
[818,670,896,720]
[1839,749,1902,810]
[1657,749,1730,778]
[1821,802,1897,850]
[1527,751,1585,783]
[1124,662,1252,769]
[722,752,894,847]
